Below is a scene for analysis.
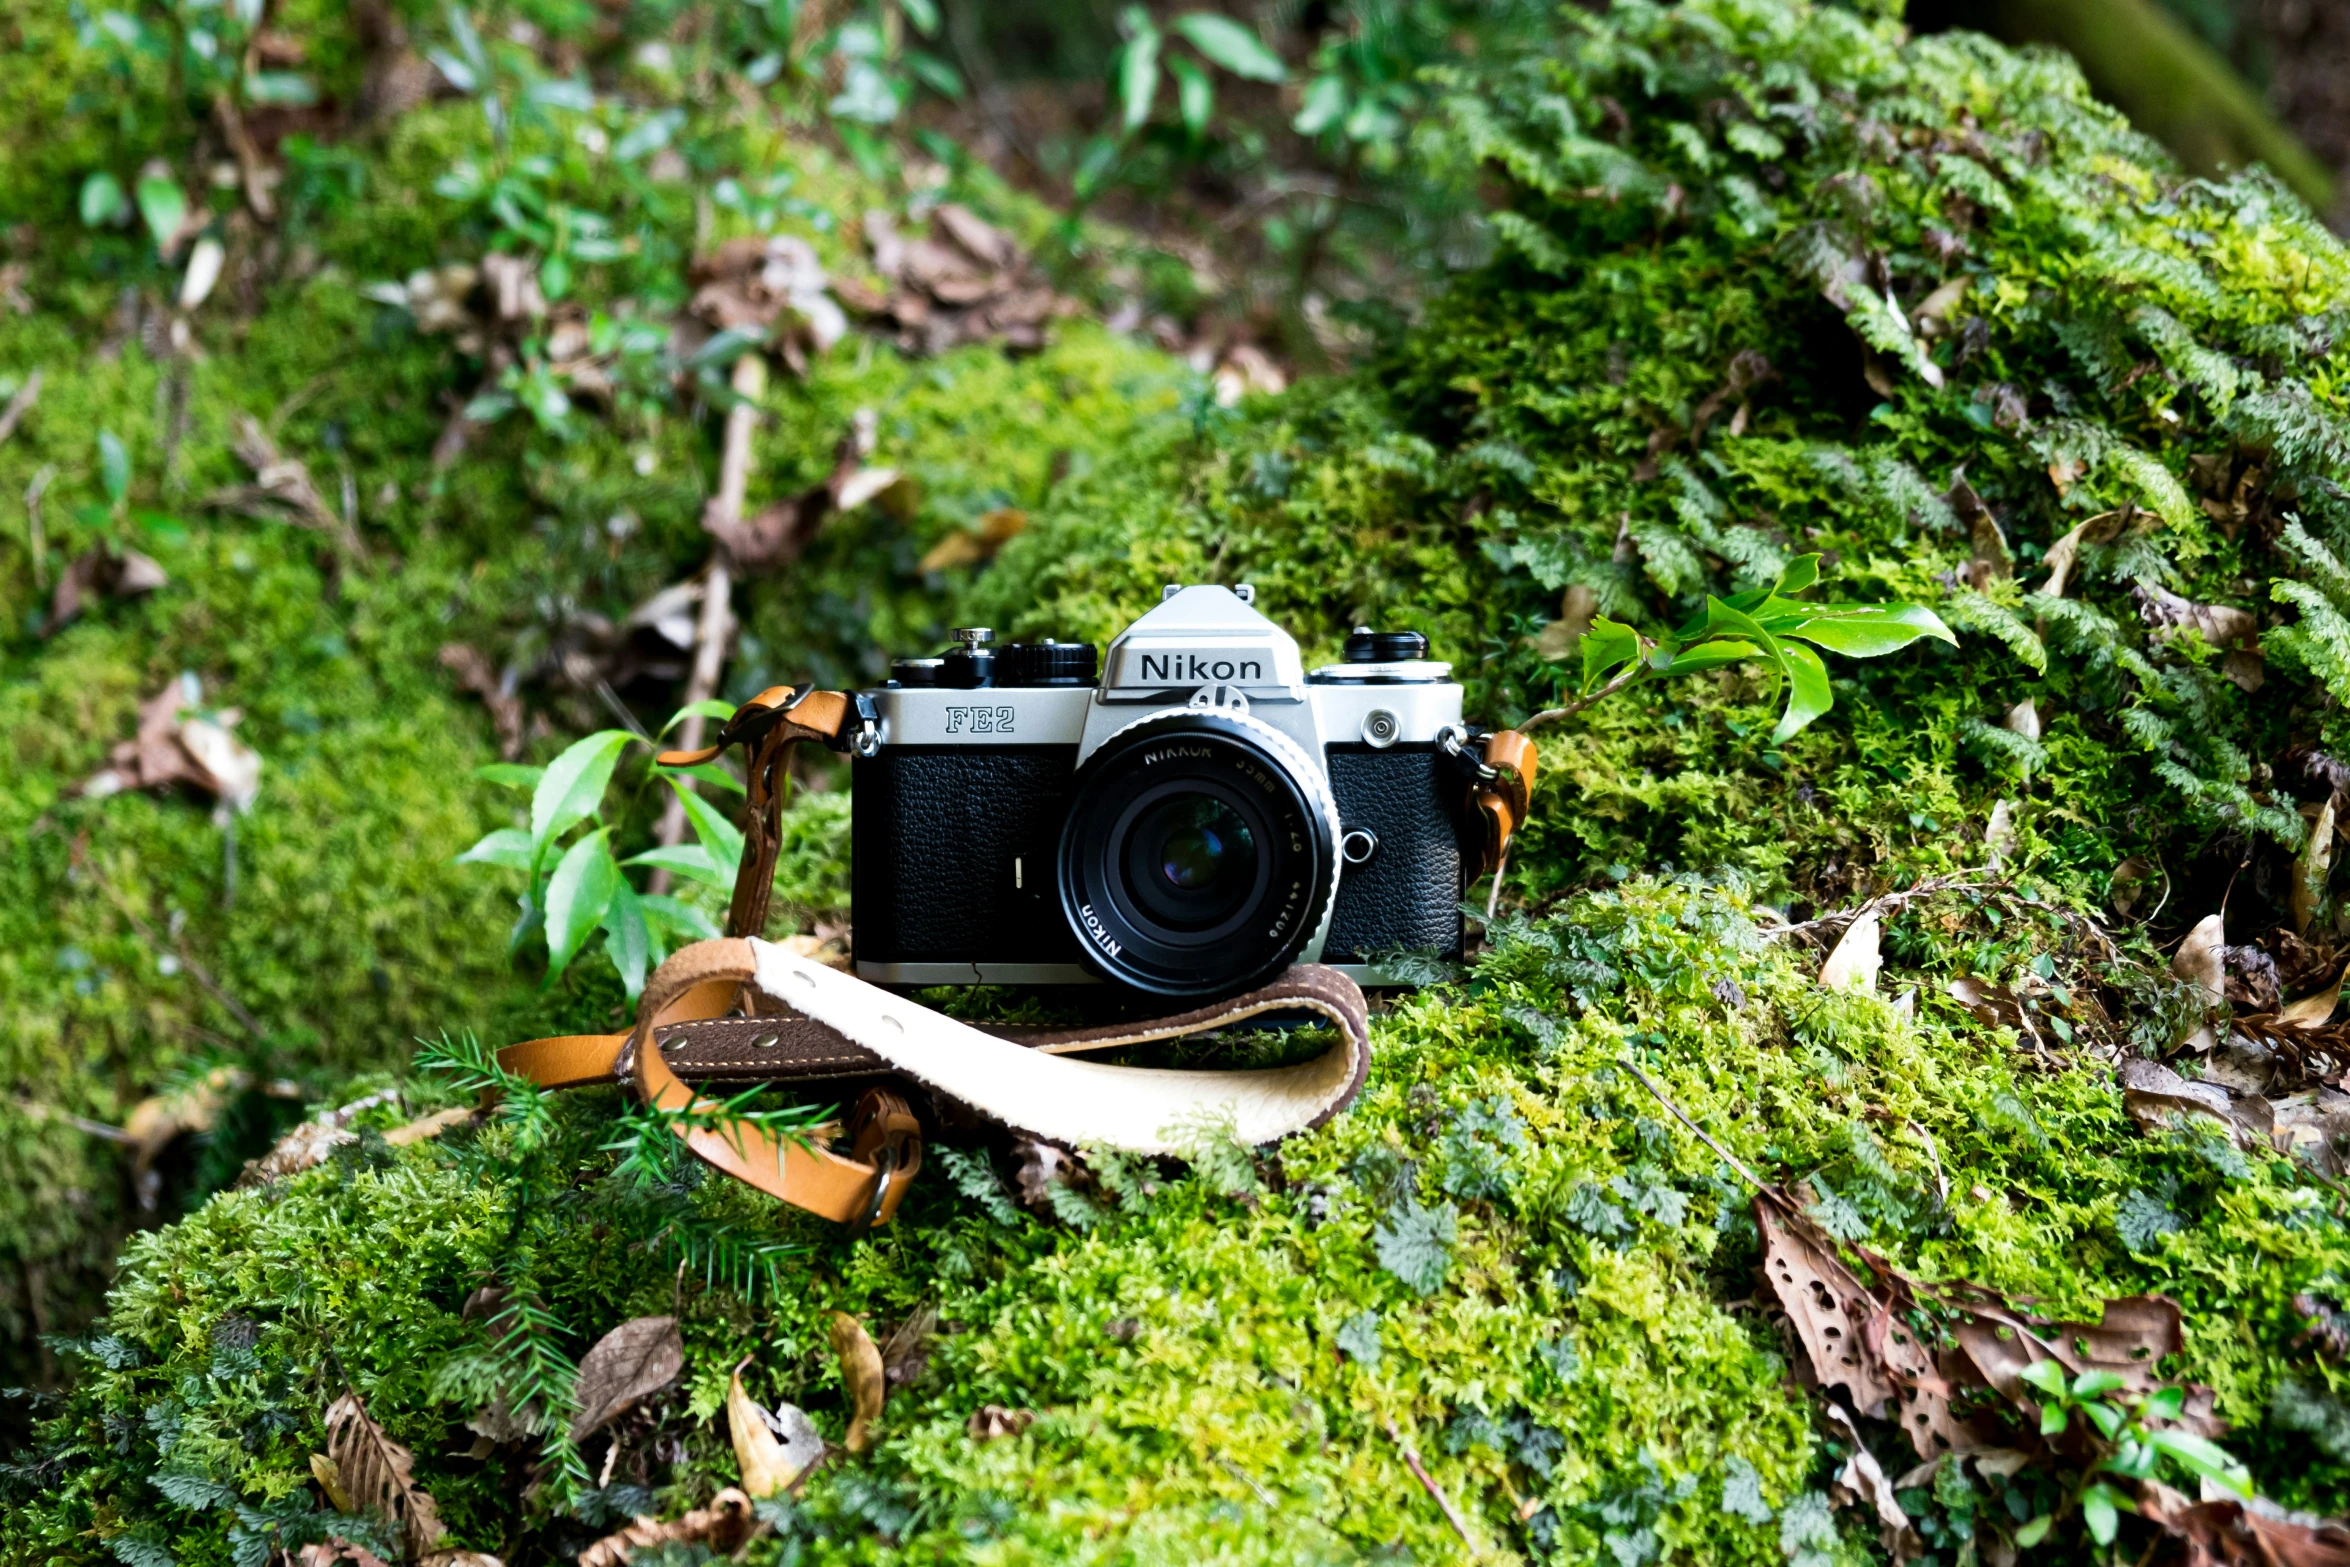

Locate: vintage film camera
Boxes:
[851,584,1496,999]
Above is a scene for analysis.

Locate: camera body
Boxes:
[851,585,1479,999]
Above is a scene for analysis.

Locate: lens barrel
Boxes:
[1056,711,1338,998]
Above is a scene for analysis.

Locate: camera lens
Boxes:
[1057,712,1338,998]
[1130,794,1256,922]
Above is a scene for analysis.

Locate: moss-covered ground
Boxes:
[9,0,2350,1561]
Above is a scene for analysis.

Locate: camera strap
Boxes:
[493,682,1383,1230]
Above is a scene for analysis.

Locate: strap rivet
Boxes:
[752,1032,780,1049]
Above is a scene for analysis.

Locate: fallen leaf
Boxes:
[1755,1192,2218,1467]
[2136,583,2263,692]
[688,234,847,372]
[577,1489,756,1567]
[420,1553,506,1567]
[881,1305,938,1388]
[727,1365,823,1498]
[2299,797,2337,938]
[1947,976,2038,1045]
[2136,1480,2350,1566]
[2111,856,2160,918]
[1010,1136,1076,1210]
[325,1388,446,1557]
[207,414,363,556]
[1818,909,1883,994]
[842,205,1076,357]
[570,1316,685,1442]
[1985,799,2018,870]
[1532,583,1599,662]
[1822,1403,1921,1561]
[1912,277,1969,338]
[2034,511,2125,599]
[2279,973,2344,1029]
[311,1452,352,1511]
[2117,1058,2272,1152]
[292,1543,390,1567]
[47,544,167,633]
[967,1405,1036,1441]
[830,1313,886,1455]
[707,415,908,575]
[179,236,225,311]
[1212,342,1288,407]
[1949,475,2012,589]
[2175,915,2227,1003]
[79,675,263,813]
[2003,699,2040,743]
[918,506,1028,573]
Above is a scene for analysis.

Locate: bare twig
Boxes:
[650,353,762,885]
[1384,1418,1481,1556]
[1756,872,1999,944]
[0,368,42,445]
[1615,1057,1769,1193]
[1216,1455,1275,1507]
[1517,646,1651,733]
[23,463,55,590]
[14,1096,138,1144]
[1482,844,1512,925]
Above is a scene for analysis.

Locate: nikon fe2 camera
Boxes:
[850,585,1502,1000]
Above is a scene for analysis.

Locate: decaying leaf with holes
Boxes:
[727,1363,823,1498]
[1755,1192,2219,1472]
[2136,1480,2350,1566]
[569,1316,684,1443]
[324,1388,446,1557]
[577,1488,756,1567]
[831,1312,886,1454]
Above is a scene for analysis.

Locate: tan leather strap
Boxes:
[1472,729,1537,873]
[655,684,856,940]
[500,940,921,1228]
[497,940,1370,1226]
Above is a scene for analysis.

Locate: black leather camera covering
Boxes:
[851,746,1086,963]
[854,740,1465,973]
[1322,745,1466,963]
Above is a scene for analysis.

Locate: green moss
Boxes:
[11,0,2350,1560]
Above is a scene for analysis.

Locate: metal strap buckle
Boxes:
[1438,723,1501,783]
[847,1142,899,1240]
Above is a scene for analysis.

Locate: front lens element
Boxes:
[1124,792,1259,932]
[1057,713,1339,998]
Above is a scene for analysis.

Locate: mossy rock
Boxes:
[9,0,2350,1562]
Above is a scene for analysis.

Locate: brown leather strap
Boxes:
[1472,729,1537,872]
[498,943,1370,1227]
[500,939,921,1228]
[656,684,855,940]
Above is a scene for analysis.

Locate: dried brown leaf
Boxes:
[570,1316,684,1442]
[727,1366,822,1499]
[47,545,167,633]
[1823,1403,1921,1561]
[917,506,1027,572]
[311,1452,352,1511]
[292,1542,390,1567]
[2137,1480,2350,1566]
[324,1388,446,1557]
[830,1312,886,1455]
[1533,583,1599,662]
[79,677,264,811]
[967,1405,1036,1442]
[2176,915,2228,1002]
[1818,909,1882,994]
[2299,797,2337,938]
[577,1489,756,1567]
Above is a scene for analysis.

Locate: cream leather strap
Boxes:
[498,938,1371,1228]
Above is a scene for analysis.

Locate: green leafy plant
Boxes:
[1564,555,1956,741]
[454,706,746,996]
[2012,1360,2253,1548]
